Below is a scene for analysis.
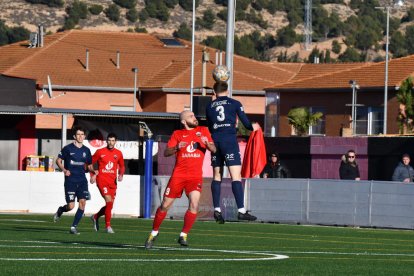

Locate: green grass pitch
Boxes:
[1,214,414,275]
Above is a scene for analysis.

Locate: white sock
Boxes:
[180,232,187,237]
[238,208,246,214]
[151,230,159,236]
[214,207,221,212]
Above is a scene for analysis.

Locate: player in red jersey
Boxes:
[88,133,125,234]
[145,110,216,249]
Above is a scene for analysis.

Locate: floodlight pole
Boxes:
[190,0,196,111]
[383,5,391,135]
[377,0,404,134]
[225,0,236,98]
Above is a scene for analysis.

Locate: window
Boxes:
[159,38,185,47]
[355,107,384,135]
[264,92,279,137]
[309,107,325,135]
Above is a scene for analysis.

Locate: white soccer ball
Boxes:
[212,65,230,83]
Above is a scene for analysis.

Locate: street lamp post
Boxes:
[378,0,404,135]
[132,67,138,111]
[225,0,236,97]
[190,0,196,111]
[349,80,359,135]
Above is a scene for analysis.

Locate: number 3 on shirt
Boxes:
[216,106,225,121]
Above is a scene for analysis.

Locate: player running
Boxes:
[205,81,260,224]
[89,133,125,234]
[53,126,93,235]
[145,110,216,249]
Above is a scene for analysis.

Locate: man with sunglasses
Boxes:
[339,149,360,180]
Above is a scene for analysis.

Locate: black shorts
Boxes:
[64,179,90,203]
[211,138,241,167]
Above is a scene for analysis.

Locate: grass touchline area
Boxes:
[1,214,414,275]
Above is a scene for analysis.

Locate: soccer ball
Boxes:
[212,65,230,83]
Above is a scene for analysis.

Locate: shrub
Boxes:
[105,4,121,22]
[202,35,226,51]
[89,4,103,15]
[217,9,227,21]
[66,0,88,21]
[134,26,148,33]
[178,0,199,11]
[164,0,178,8]
[144,1,169,22]
[173,23,191,41]
[63,17,77,30]
[332,40,341,54]
[7,26,31,44]
[276,26,297,47]
[113,0,137,9]
[126,8,139,22]
[197,9,215,30]
[0,20,31,46]
[24,0,64,8]
[139,9,149,23]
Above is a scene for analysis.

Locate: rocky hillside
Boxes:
[1,0,414,62]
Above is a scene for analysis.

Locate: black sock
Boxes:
[58,205,67,216]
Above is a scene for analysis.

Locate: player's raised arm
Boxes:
[235,102,253,131]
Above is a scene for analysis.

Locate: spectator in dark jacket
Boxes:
[392,153,414,182]
[261,153,291,178]
[339,150,360,180]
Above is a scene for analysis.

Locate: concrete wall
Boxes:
[2,171,414,230]
[248,178,414,229]
[0,171,141,217]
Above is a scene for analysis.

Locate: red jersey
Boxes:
[167,126,213,178]
[92,147,125,187]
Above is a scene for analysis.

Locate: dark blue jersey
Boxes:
[205,96,253,140]
[58,143,92,182]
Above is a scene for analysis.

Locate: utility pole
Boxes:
[304,0,312,51]
[375,0,404,134]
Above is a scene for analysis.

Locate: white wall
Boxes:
[0,171,141,217]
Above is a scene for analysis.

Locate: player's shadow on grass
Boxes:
[45,239,143,249]
[38,239,182,251]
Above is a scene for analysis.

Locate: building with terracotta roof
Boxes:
[0,30,295,125]
[2,30,413,171]
[265,57,414,137]
[0,30,291,170]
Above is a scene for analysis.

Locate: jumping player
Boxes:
[205,82,259,224]
[53,126,93,235]
[89,133,125,234]
[145,110,216,249]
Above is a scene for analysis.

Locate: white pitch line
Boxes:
[0,245,138,250]
[0,240,288,262]
[0,240,61,244]
[271,250,414,257]
[1,240,413,258]
[0,257,289,262]
[0,219,47,223]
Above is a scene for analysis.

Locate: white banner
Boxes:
[84,140,158,160]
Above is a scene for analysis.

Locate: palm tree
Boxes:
[287,107,323,136]
[396,77,414,134]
